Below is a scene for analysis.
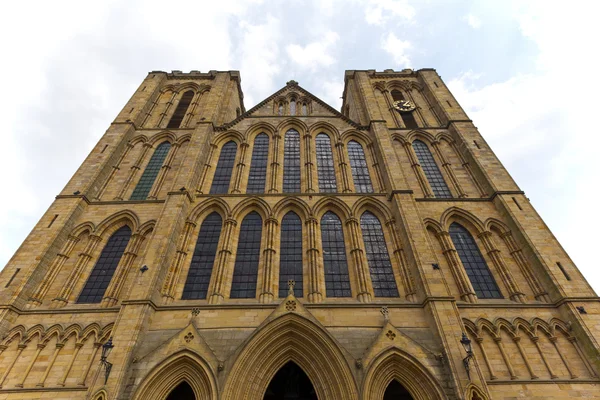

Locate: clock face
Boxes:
[393,99,416,113]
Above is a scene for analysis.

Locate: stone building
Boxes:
[0,68,598,400]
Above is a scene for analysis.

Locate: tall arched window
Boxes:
[283,129,301,193]
[230,212,262,298]
[290,99,296,115]
[449,223,502,299]
[278,103,284,116]
[347,140,374,193]
[130,141,171,200]
[210,141,237,194]
[279,212,303,297]
[302,103,308,116]
[182,212,222,300]
[316,134,337,193]
[77,226,131,303]
[247,133,269,193]
[391,89,418,129]
[167,90,194,129]
[321,212,351,297]
[360,212,398,297]
[412,140,452,198]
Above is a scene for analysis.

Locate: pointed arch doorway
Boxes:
[384,380,414,400]
[263,361,318,400]
[166,381,196,400]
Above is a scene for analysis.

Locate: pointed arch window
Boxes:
[321,212,351,297]
[247,133,269,193]
[182,212,222,300]
[412,140,452,198]
[360,212,398,297]
[278,103,284,116]
[347,140,374,193]
[230,212,262,298]
[77,226,131,303]
[210,141,237,194]
[167,90,194,129]
[130,141,171,200]
[316,134,337,193]
[290,99,296,115]
[391,89,418,129]
[279,212,303,297]
[283,129,301,193]
[449,223,502,299]
[302,103,308,116]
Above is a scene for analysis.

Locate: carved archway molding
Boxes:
[132,350,217,400]
[221,312,358,400]
[362,347,447,400]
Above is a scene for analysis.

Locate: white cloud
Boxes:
[381,32,412,67]
[319,79,345,110]
[286,32,340,71]
[365,0,415,25]
[465,13,482,29]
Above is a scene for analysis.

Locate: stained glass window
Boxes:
[230,212,262,298]
[360,212,398,297]
[247,133,269,194]
[316,134,337,193]
[321,212,351,297]
[130,141,171,200]
[449,223,502,299]
[77,226,131,303]
[347,140,373,193]
[412,140,452,198]
[279,212,303,297]
[182,212,222,299]
[167,90,194,129]
[210,141,237,194]
[283,129,301,193]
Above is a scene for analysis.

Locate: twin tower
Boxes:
[0,68,598,400]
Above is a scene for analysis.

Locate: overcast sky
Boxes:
[1,0,599,293]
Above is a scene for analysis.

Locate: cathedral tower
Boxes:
[0,68,598,400]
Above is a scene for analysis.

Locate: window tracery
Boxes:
[279,212,303,297]
[130,141,171,200]
[315,134,337,193]
[247,133,269,194]
[347,140,374,193]
[230,212,263,298]
[321,212,351,297]
[210,141,237,194]
[360,212,398,297]
[412,140,452,198]
[283,129,301,193]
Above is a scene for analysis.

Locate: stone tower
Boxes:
[0,68,598,400]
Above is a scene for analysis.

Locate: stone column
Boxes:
[231,141,249,194]
[531,336,558,379]
[16,343,45,387]
[37,343,64,387]
[475,337,497,380]
[437,231,477,302]
[550,336,577,379]
[0,343,25,388]
[494,336,517,379]
[431,140,466,198]
[157,91,178,128]
[513,336,538,379]
[197,143,217,194]
[478,231,526,303]
[209,218,237,304]
[306,216,323,303]
[386,218,416,301]
[141,94,160,128]
[79,342,102,386]
[95,142,134,201]
[367,142,385,192]
[115,142,153,200]
[448,139,488,197]
[335,141,352,193]
[162,220,197,302]
[403,141,434,198]
[303,133,315,193]
[58,342,83,386]
[181,91,203,128]
[346,217,372,303]
[259,217,278,303]
[148,142,181,199]
[269,133,281,193]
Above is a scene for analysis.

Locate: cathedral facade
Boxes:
[0,68,598,399]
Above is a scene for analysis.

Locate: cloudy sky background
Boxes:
[1,0,599,292]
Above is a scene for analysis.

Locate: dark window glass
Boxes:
[321,212,351,297]
[449,223,502,299]
[167,90,194,129]
[360,212,398,297]
[77,226,131,303]
[283,129,301,193]
[182,212,222,300]
[391,89,418,129]
[316,134,337,193]
[130,141,171,200]
[290,99,296,116]
[347,140,373,193]
[412,140,452,198]
[302,103,307,116]
[279,212,303,297]
[210,141,237,194]
[247,133,269,193]
[230,212,262,298]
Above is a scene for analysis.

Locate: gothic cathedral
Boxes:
[0,68,598,400]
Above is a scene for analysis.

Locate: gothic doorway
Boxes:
[166,381,196,400]
[383,380,414,400]
[263,361,318,399]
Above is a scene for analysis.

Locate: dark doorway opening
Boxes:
[383,380,414,400]
[263,361,318,399]
[166,381,196,400]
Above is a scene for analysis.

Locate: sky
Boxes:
[1,0,599,293]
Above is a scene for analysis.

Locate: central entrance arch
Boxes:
[383,380,414,400]
[166,381,196,400]
[263,361,318,400]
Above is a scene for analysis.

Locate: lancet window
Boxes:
[360,212,398,297]
[449,223,502,299]
[167,90,194,129]
[279,212,303,297]
[210,141,237,194]
[316,133,337,192]
[283,129,301,193]
[182,212,222,299]
[412,140,452,198]
[290,99,296,115]
[77,226,131,303]
[247,133,269,193]
[321,212,351,297]
[230,212,262,298]
[130,141,171,200]
[347,140,374,193]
